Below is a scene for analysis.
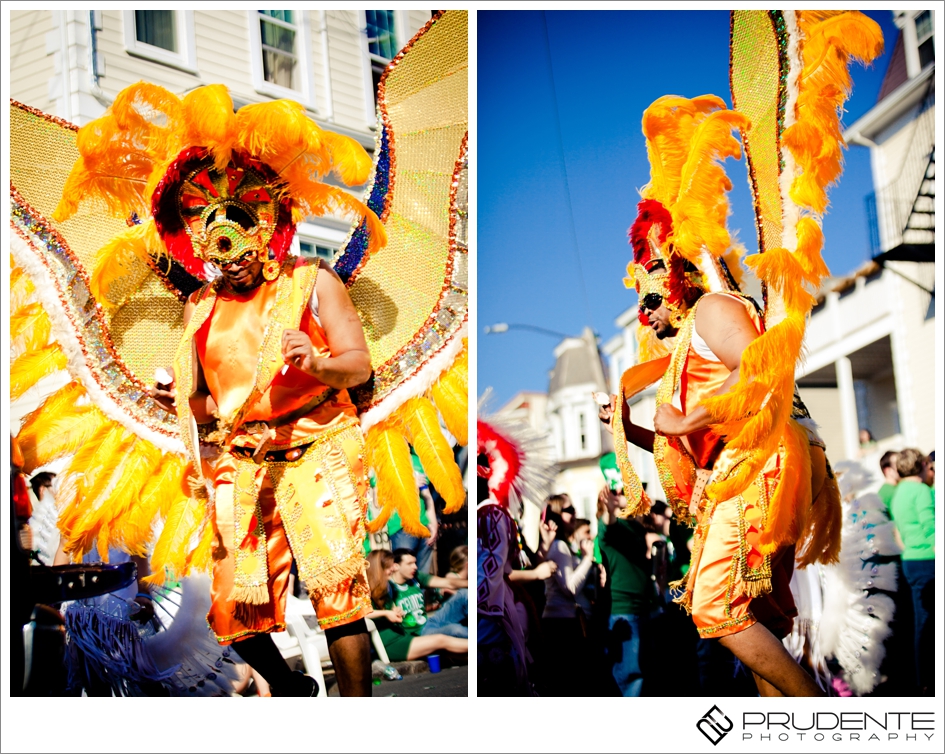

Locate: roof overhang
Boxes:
[843,65,934,145]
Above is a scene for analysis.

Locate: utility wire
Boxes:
[540,11,595,334]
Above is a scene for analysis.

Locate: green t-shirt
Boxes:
[890,480,935,560]
[878,483,896,514]
[596,516,654,616]
[386,572,432,636]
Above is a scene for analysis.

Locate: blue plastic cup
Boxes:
[427,654,441,673]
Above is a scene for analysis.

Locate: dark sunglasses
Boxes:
[561,506,576,516]
[640,292,663,312]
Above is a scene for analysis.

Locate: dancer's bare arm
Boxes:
[654,294,758,437]
[281,261,371,389]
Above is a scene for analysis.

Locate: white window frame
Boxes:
[248,10,316,111]
[915,10,934,69]
[122,10,197,75]
[359,9,410,127]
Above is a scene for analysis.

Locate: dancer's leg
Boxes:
[718,623,823,697]
[325,618,372,697]
[232,633,295,688]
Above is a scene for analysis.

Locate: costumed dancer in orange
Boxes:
[600,96,839,698]
[602,10,883,696]
[50,84,387,697]
[150,141,376,698]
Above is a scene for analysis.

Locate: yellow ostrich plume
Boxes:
[395,396,465,514]
[57,422,131,552]
[185,517,217,575]
[90,220,160,310]
[54,82,184,222]
[785,11,883,214]
[10,344,67,402]
[181,84,238,171]
[143,492,204,587]
[11,264,36,314]
[235,99,371,186]
[11,302,51,354]
[16,381,107,474]
[71,441,164,557]
[640,94,729,208]
[365,419,428,537]
[430,339,468,446]
[672,109,751,263]
[122,454,189,556]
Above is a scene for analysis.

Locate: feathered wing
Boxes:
[702,10,883,558]
[10,100,194,573]
[341,11,470,529]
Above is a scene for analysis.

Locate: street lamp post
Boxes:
[484,322,573,340]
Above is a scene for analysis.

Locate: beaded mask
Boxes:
[626,198,706,328]
[153,147,295,281]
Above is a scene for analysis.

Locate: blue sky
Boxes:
[478,10,901,408]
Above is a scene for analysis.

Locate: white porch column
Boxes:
[835,355,860,461]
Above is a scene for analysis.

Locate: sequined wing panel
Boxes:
[341,10,468,428]
[340,11,469,533]
[10,100,190,450]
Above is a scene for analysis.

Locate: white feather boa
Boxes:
[785,459,900,696]
[359,321,468,434]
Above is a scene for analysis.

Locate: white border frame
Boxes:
[122,9,197,75]
[247,9,316,112]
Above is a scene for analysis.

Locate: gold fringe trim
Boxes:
[228,583,270,606]
[305,554,367,600]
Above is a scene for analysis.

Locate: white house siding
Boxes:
[888,260,936,452]
[11,10,431,136]
[9,11,56,115]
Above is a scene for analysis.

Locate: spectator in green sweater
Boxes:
[889,448,935,695]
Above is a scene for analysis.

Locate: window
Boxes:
[364,11,400,110]
[123,11,197,73]
[578,412,587,451]
[298,240,336,262]
[249,11,315,108]
[915,11,934,70]
[259,11,298,90]
[135,10,176,51]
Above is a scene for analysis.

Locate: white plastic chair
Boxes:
[274,595,328,697]
[364,618,391,664]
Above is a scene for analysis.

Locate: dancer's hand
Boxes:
[148,366,176,414]
[598,395,617,434]
[654,404,689,436]
[282,328,318,375]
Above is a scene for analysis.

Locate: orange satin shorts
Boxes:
[207,441,371,645]
[688,493,797,639]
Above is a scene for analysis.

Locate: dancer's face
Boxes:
[219,251,264,291]
[639,294,678,339]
